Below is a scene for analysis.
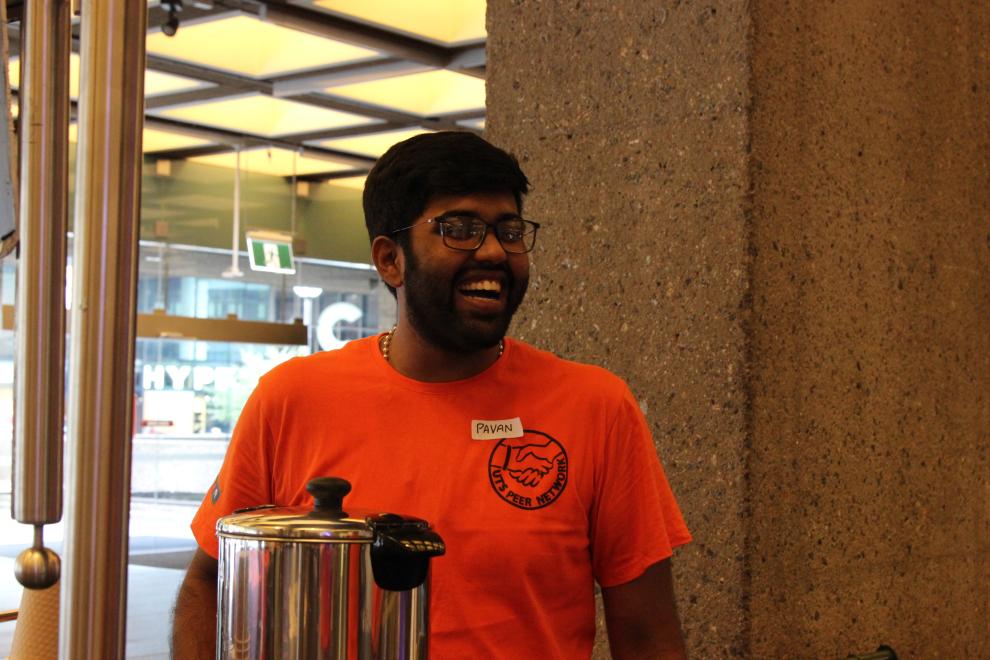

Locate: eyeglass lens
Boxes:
[440,216,537,253]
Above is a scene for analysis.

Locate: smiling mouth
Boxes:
[458,279,503,301]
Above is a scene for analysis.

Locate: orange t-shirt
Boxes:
[192,336,691,659]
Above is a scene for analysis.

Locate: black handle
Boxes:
[306,477,351,515]
[370,526,445,591]
[372,527,446,558]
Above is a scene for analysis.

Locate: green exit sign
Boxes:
[247,231,295,274]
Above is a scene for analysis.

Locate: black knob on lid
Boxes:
[306,477,351,515]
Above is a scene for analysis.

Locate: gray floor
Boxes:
[0,556,188,659]
[0,495,199,659]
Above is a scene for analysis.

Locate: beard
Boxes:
[402,250,528,355]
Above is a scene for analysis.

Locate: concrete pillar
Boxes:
[487,1,989,657]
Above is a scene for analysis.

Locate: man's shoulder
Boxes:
[505,338,631,395]
[257,335,376,391]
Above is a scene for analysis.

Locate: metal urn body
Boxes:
[215,477,444,660]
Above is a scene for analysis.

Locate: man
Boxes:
[172,132,691,659]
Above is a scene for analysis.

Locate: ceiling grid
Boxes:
[7,0,487,184]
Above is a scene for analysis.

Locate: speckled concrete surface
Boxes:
[488,0,988,658]
[487,2,752,657]
[747,2,990,657]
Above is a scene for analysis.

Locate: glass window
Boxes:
[0,243,395,657]
[128,240,392,517]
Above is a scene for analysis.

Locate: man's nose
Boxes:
[473,226,507,263]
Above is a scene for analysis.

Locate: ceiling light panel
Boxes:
[314,128,432,158]
[326,70,485,117]
[153,94,374,137]
[9,54,209,98]
[145,69,214,97]
[326,175,367,191]
[67,124,214,152]
[146,14,381,79]
[142,127,214,152]
[314,0,486,45]
[189,147,353,178]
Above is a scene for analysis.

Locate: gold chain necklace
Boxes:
[380,326,503,362]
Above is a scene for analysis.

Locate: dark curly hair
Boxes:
[363,131,530,248]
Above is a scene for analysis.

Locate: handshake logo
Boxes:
[488,430,568,510]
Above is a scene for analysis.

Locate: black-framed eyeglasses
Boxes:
[391,214,541,254]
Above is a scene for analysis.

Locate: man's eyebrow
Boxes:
[439,209,522,221]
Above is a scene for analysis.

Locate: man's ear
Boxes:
[371,235,404,290]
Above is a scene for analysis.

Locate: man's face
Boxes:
[399,191,530,354]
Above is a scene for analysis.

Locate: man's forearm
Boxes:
[602,559,688,660]
[607,615,687,660]
[171,571,217,659]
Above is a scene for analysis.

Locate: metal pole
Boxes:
[60,0,146,656]
[223,146,243,278]
[12,0,71,589]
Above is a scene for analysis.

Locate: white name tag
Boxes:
[471,417,523,440]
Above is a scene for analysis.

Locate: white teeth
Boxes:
[461,280,501,293]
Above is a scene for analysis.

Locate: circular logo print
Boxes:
[488,430,568,510]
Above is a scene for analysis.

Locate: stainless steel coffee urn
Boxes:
[215,477,445,659]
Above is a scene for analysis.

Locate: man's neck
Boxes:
[383,324,502,382]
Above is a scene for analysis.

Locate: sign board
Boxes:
[246,230,295,274]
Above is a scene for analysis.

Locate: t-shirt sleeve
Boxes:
[589,384,691,588]
[189,384,275,559]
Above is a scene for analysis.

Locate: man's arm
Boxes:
[171,548,219,660]
[601,559,687,660]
